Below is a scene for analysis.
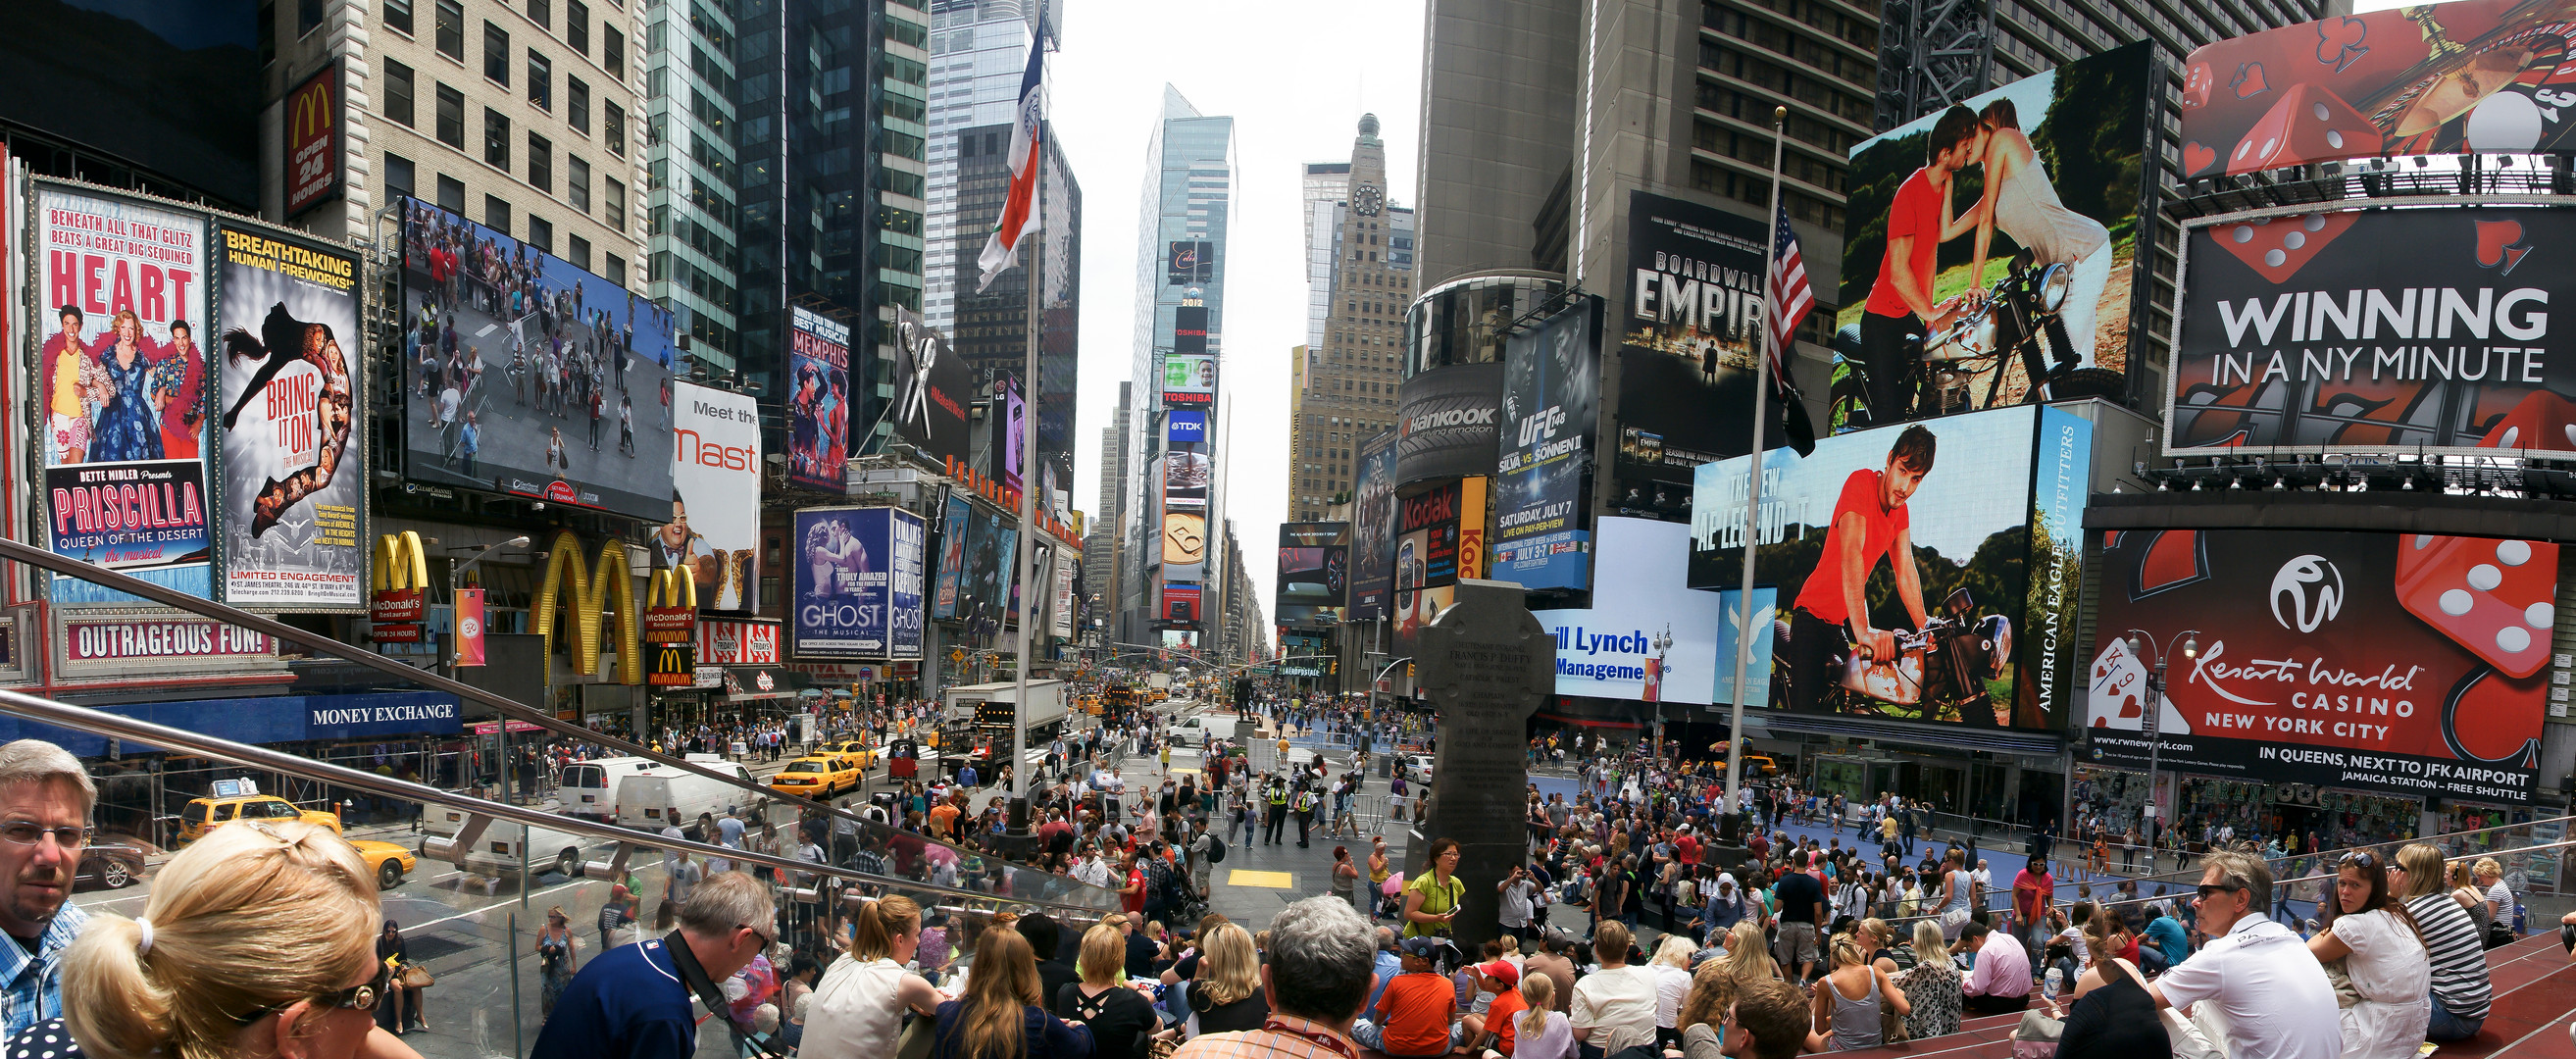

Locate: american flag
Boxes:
[1764,202,1813,373]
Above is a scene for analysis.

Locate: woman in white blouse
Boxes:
[2309,850,2432,1059]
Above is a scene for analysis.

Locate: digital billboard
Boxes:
[934,492,972,621]
[1278,523,1350,625]
[397,198,679,520]
[892,308,974,467]
[660,381,761,612]
[1392,479,1487,654]
[787,305,849,493]
[1396,363,1503,485]
[1349,431,1399,621]
[2179,0,2576,174]
[1836,42,2154,430]
[1167,410,1209,445]
[1534,518,1731,705]
[215,225,363,610]
[1164,450,1210,509]
[1687,404,2093,729]
[1613,190,1768,515]
[2167,205,2576,457]
[791,507,925,660]
[2087,530,2551,804]
[977,507,1017,630]
[1163,511,1207,583]
[1495,296,1599,591]
[38,186,213,604]
[1162,355,1215,408]
[1161,583,1203,625]
[1167,240,1215,285]
[994,373,1027,492]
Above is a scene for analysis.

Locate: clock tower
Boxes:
[1287,115,1412,522]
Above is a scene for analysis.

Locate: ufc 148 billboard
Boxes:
[2086,530,2552,804]
[1493,297,1598,591]
[2168,206,2576,457]
[792,507,926,661]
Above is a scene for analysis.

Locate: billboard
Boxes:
[1397,362,1504,485]
[1164,450,1210,509]
[1837,42,2154,429]
[283,60,344,218]
[397,198,679,520]
[1161,583,1203,625]
[1613,190,1767,512]
[662,380,761,612]
[1392,479,1487,653]
[1495,296,1600,591]
[1167,410,1209,445]
[2167,205,2576,457]
[892,308,974,467]
[1167,240,1215,285]
[1349,431,1399,621]
[1533,518,1732,704]
[2086,530,2552,804]
[2179,0,2576,174]
[787,305,850,493]
[1163,511,1207,583]
[1687,404,2093,729]
[1278,523,1350,624]
[37,186,213,604]
[215,225,364,609]
[791,507,925,660]
[934,493,972,620]
[994,374,1028,492]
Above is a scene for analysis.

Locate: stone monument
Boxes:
[1414,579,1555,953]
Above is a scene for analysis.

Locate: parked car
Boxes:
[177,794,342,845]
[75,835,150,890]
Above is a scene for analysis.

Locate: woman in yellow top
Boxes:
[1403,836,1466,938]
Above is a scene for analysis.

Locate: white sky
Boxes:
[1050,0,1427,627]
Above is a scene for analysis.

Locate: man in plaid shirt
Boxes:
[0,741,95,1038]
[1171,896,1377,1059]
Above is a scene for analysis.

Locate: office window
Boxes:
[528,0,549,27]
[604,25,624,78]
[383,60,415,126]
[384,0,413,35]
[484,108,511,169]
[529,133,552,191]
[434,0,463,57]
[567,77,589,133]
[569,234,591,272]
[528,51,551,110]
[604,176,625,228]
[299,0,325,36]
[568,156,590,212]
[486,196,512,235]
[257,1,276,66]
[434,83,465,147]
[483,23,509,84]
[528,216,553,253]
[603,100,625,156]
[604,252,625,286]
[385,154,416,200]
[436,175,466,214]
[567,0,588,53]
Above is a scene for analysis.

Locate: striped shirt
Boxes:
[2406,892,2493,1019]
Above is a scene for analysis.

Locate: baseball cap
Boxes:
[1477,960,1520,988]
[1399,936,1443,958]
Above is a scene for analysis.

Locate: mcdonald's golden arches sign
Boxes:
[285,60,344,217]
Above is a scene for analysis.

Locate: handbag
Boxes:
[1879,989,1911,1043]
[2009,1009,2063,1059]
[398,965,436,989]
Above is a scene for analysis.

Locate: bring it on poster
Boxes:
[215,226,364,609]
[36,186,214,604]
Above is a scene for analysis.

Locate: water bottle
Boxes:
[2043,967,2064,1003]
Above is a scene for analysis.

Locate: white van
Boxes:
[557,756,668,821]
[1169,715,1238,742]
[615,760,760,837]
[421,805,602,879]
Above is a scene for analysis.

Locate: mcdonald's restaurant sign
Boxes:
[532,530,644,684]
[371,531,429,643]
[644,568,695,643]
[285,59,344,218]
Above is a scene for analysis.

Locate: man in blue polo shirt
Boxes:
[532,871,778,1058]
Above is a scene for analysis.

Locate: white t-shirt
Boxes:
[1650,963,1692,1029]
[1571,964,1658,1053]
[2153,915,2340,1059]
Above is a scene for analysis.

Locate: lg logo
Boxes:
[2270,554,2344,632]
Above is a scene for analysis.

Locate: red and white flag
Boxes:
[1765,202,1819,455]
[976,41,1045,293]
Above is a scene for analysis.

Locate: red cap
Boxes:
[1478,960,1519,988]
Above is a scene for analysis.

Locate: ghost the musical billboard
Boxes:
[215,225,364,609]
[396,198,678,519]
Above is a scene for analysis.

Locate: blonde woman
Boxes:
[931,929,1092,1059]
[1183,923,1268,1036]
[1809,934,1908,1051]
[1894,919,1963,1039]
[1647,934,1695,1048]
[805,896,948,1059]
[1513,975,1575,1059]
[44,821,407,1059]
[2449,861,2496,942]
[1056,925,1155,1059]
[2396,844,2491,1041]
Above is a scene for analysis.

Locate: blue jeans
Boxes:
[2426,991,2484,1042]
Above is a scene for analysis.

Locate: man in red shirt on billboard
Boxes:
[1857,105,1989,425]
[1782,425,1935,716]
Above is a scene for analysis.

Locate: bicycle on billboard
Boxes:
[1828,247,2123,431]
[1774,585,2014,724]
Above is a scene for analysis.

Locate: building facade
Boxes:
[1288,116,1411,523]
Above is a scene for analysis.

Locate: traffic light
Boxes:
[1329,659,1339,675]
[1406,662,1416,679]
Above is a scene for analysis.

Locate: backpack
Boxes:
[1206,835,1228,864]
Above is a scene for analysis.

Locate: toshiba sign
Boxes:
[663,380,763,611]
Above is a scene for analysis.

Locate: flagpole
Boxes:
[1010,107,1045,831]
[1724,106,1789,835]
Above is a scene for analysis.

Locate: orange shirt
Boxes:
[929,803,961,837]
[1377,973,1456,1057]
[1487,988,1530,1055]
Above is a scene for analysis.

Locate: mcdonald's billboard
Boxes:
[532,530,643,684]
[284,60,344,218]
[370,531,429,643]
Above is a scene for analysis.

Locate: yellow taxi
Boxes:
[769,756,859,799]
[823,740,878,773]
[177,794,343,845]
[350,839,417,889]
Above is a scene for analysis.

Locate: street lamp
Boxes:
[2122,628,2197,869]
[453,536,530,802]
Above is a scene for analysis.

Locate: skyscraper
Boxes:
[1288,116,1412,523]
[644,0,742,370]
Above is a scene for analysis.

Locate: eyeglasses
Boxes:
[2195,882,2243,900]
[740,923,778,949]
[0,822,92,848]
[233,983,379,1025]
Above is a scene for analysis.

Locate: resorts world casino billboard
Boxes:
[2167,205,2576,458]
[2178,0,2576,174]
[2086,530,2553,804]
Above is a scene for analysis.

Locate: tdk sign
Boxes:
[1168,411,1209,444]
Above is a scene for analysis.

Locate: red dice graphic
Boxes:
[2475,390,2576,454]
[2209,211,2361,284]
[2226,83,2384,174]
[2394,534,2557,679]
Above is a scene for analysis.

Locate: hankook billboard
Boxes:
[1396,362,1503,486]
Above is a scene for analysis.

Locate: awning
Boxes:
[28,690,463,757]
[725,666,795,701]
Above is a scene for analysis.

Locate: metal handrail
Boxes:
[0,535,1118,910]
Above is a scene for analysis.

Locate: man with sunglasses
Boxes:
[0,739,93,1040]
[2147,848,2338,1059]
[533,871,781,1059]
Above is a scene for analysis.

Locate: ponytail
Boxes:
[58,915,177,1059]
[851,895,922,962]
